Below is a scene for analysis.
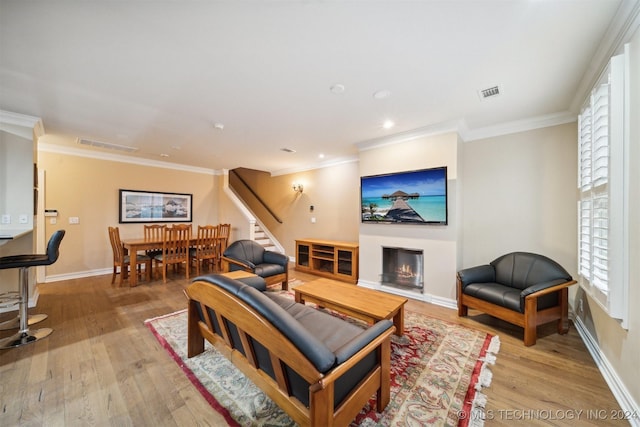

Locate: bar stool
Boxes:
[0,230,65,349]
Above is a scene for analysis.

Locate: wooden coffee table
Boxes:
[294,278,408,336]
[220,270,259,280]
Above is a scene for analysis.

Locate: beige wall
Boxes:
[460,123,578,274]
[231,162,361,257]
[37,145,219,278]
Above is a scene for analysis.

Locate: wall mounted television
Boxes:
[360,166,448,225]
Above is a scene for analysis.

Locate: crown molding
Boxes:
[463,111,577,142]
[356,119,463,152]
[570,0,640,113]
[270,155,359,177]
[0,110,44,140]
[38,142,218,175]
[353,110,577,152]
[37,109,577,177]
[0,110,42,128]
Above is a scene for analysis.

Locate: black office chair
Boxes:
[0,230,65,349]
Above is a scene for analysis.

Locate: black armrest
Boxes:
[457,265,495,287]
[333,320,394,364]
[263,250,288,267]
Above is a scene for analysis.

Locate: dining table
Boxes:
[121,237,197,287]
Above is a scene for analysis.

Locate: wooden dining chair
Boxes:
[108,226,152,286]
[144,224,167,251]
[144,224,166,274]
[153,224,192,283]
[216,223,231,271]
[190,225,219,276]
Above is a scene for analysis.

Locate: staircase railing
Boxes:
[229,169,283,224]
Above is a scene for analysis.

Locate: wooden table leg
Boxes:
[129,250,138,287]
[392,305,405,337]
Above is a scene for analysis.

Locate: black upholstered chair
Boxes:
[222,239,289,290]
[0,230,65,349]
[457,251,576,346]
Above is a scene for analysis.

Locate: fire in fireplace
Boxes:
[381,246,424,292]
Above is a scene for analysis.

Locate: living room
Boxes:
[1,1,639,425]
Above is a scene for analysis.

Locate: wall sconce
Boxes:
[292,183,304,193]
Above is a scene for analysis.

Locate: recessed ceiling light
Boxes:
[160,153,169,158]
[330,84,346,94]
[318,153,325,159]
[383,120,395,129]
[213,122,225,130]
[373,90,391,100]
[281,147,296,153]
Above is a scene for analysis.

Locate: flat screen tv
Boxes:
[360,166,448,225]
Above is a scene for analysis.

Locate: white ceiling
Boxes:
[0,0,635,174]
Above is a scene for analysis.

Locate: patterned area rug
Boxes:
[145,293,499,427]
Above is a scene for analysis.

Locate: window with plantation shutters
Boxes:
[577,50,629,328]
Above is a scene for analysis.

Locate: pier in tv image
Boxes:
[360,167,448,225]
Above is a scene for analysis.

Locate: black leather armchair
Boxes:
[222,239,289,290]
[457,252,576,346]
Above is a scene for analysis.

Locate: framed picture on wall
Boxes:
[119,189,192,223]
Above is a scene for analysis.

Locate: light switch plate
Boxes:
[1,214,10,224]
[69,216,80,224]
[19,214,28,224]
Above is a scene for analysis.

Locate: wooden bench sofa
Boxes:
[185,274,395,426]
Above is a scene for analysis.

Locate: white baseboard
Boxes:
[44,268,112,283]
[357,279,458,310]
[573,316,640,426]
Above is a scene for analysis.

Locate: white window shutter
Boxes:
[577,50,628,328]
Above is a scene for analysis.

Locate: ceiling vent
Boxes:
[77,137,139,153]
[478,85,501,100]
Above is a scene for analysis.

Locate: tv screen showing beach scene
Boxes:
[360,167,448,224]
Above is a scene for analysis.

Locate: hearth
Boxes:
[380,246,424,292]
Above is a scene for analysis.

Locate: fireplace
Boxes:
[380,246,424,292]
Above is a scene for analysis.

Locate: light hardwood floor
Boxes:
[0,267,627,426]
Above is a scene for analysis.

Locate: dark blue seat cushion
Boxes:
[463,282,521,312]
[265,293,364,354]
[193,274,336,372]
[255,263,286,278]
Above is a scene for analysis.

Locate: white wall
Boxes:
[0,131,33,227]
[358,132,460,305]
[0,131,34,296]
